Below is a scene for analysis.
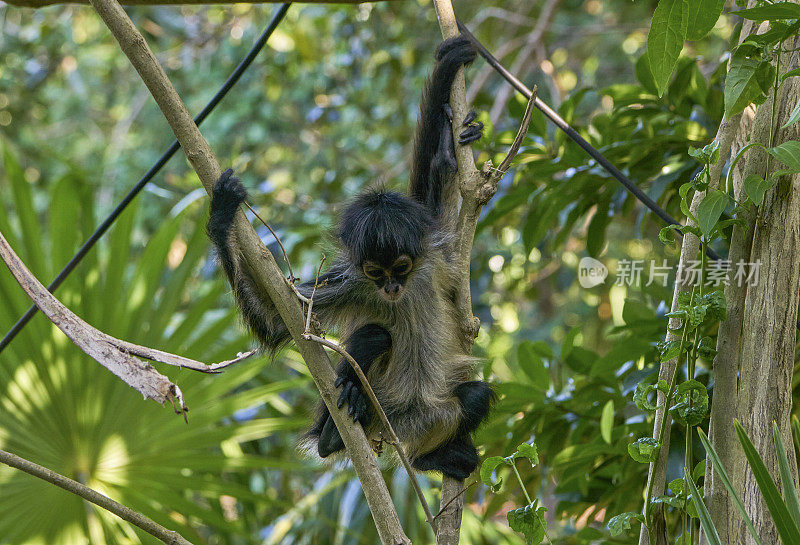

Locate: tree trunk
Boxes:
[704,19,800,545]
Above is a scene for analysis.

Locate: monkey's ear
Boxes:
[318,416,345,458]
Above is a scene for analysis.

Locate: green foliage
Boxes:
[646,0,689,97]
[628,438,661,463]
[735,420,800,543]
[507,503,547,545]
[607,511,644,536]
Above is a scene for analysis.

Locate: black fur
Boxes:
[339,190,433,267]
[412,434,479,481]
[409,35,479,216]
[311,324,392,457]
[454,380,495,434]
[207,36,491,481]
[208,170,292,351]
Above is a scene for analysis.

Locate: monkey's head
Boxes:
[339,189,433,302]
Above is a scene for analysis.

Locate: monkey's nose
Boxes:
[384,283,400,295]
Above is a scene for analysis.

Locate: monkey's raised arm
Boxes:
[207,170,355,351]
[408,36,482,217]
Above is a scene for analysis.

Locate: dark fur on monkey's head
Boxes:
[339,189,433,268]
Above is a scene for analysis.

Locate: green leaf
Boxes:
[687,0,725,40]
[670,380,709,426]
[772,423,800,530]
[480,456,508,492]
[601,400,614,444]
[629,437,661,463]
[735,420,800,544]
[696,189,730,237]
[513,442,540,466]
[518,342,550,389]
[647,0,689,97]
[669,478,686,496]
[634,381,668,412]
[697,336,718,360]
[507,503,547,544]
[744,174,773,206]
[700,290,727,322]
[688,141,720,164]
[658,339,684,362]
[725,49,774,117]
[684,466,722,545]
[767,141,800,172]
[660,224,681,244]
[607,511,645,536]
[732,3,800,21]
[781,100,800,130]
[698,429,764,545]
[636,53,659,94]
[780,68,800,84]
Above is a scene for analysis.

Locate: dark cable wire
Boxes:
[456,20,723,262]
[0,4,292,356]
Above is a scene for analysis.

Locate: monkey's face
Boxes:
[362,255,413,302]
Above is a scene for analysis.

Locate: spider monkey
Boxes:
[207,36,493,480]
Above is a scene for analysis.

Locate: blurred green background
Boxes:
[0,1,744,543]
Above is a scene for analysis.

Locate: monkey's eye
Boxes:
[363,264,384,280]
[392,256,413,276]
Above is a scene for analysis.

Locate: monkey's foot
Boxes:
[443,105,484,146]
[435,35,477,66]
[335,373,370,426]
[212,168,247,208]
[459,110,483,145]
[412,435,478,480]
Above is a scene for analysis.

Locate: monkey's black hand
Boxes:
[335,371,370,426]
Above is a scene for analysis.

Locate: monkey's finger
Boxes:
[462,111,477,126]
[459,126,483,145]
[348,387,360,416]
[443,103,454,122]
[337,384,352,409]
[334,374,347,388]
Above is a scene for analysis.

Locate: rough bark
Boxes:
[734,37,800,544]
[87,0,410,542]
[699,10,800,545]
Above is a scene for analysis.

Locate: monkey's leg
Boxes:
[412,434,479,481]
[315,324,392,458]
[453,380,494,433]
[411,381,493,479]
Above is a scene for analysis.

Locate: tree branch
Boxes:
[0,227,256,418]
[0,449,193,545]
[86,1,410,543]
[6,0,398,7]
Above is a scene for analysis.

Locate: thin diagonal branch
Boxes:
[0,449,193,545]
[87,1,410,542]
[302,332,438,533]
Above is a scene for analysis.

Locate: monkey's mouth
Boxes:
[380,290,403,303]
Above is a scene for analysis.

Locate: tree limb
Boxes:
[86,1,410,543]
[0,449,194,545]
[6,0,398,7]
